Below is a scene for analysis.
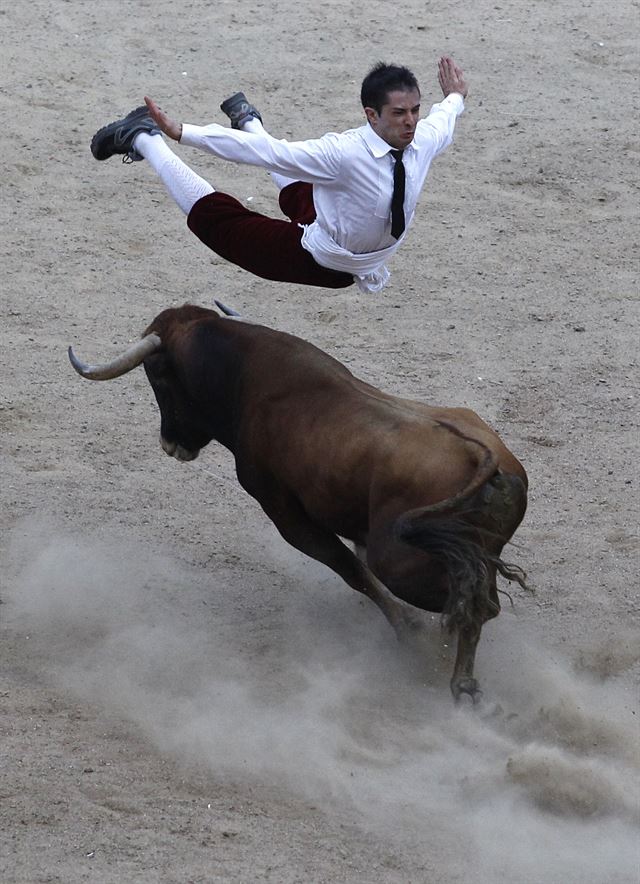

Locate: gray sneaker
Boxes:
[220,92,263,129]
[90,106,161,162]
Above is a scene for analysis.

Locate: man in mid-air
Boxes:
[90,56,468,294]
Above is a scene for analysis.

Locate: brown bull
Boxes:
[69,303,529,701]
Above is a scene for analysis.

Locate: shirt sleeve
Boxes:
[415,92,465,156]
[180,123,343,183]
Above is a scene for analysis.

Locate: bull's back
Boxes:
[231,326,527,539]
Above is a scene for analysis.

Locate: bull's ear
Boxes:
[214,299,241,317]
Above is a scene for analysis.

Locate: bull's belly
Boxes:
[304,503,369,547]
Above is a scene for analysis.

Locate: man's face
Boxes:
[365,88,421,150]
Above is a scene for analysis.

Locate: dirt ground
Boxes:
[1,1,638,882]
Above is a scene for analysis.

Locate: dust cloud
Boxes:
[5,517,639,884]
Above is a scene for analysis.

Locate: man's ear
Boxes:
[364,106,378,125]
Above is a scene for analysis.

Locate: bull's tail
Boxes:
[394,470,530,634]
[399,421,499,524]
[396,515,529,632]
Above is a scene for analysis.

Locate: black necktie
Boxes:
[390,149,406,239]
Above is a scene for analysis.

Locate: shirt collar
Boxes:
[360,122,418,157]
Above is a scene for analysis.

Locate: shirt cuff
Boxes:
[179,123,201,146]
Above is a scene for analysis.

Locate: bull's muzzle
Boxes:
[160,436,200,462]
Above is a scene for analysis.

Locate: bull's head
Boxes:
[68,304,237,462]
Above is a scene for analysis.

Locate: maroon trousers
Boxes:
[186,182,353,289]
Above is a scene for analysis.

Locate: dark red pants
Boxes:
[186,182,353,289]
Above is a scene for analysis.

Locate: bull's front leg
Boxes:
[354,542,426,642]
[450,622,483,703]
[258,494,415,638]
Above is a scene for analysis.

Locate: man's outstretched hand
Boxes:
[438,56,468,99]
[144,96,182,141]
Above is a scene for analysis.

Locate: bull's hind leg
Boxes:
[450,562,501,703]
[451,623,483,703]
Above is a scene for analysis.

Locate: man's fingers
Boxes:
[437,56,467,98]
[144,95,171,130]
[144,95,162,122]
[143,96,182,140]
[439,56,463,77]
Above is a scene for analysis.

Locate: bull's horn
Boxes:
[68,333,162,380]
[214,299,241,317]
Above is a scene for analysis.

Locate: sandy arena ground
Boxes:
[1,1,638,882]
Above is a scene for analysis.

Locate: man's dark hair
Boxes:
[360,63,420,113]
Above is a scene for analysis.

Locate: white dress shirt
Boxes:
[180,92,464,292]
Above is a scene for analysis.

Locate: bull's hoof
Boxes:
[451,676,482,704]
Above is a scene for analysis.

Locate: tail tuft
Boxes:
[395,514,530,633]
